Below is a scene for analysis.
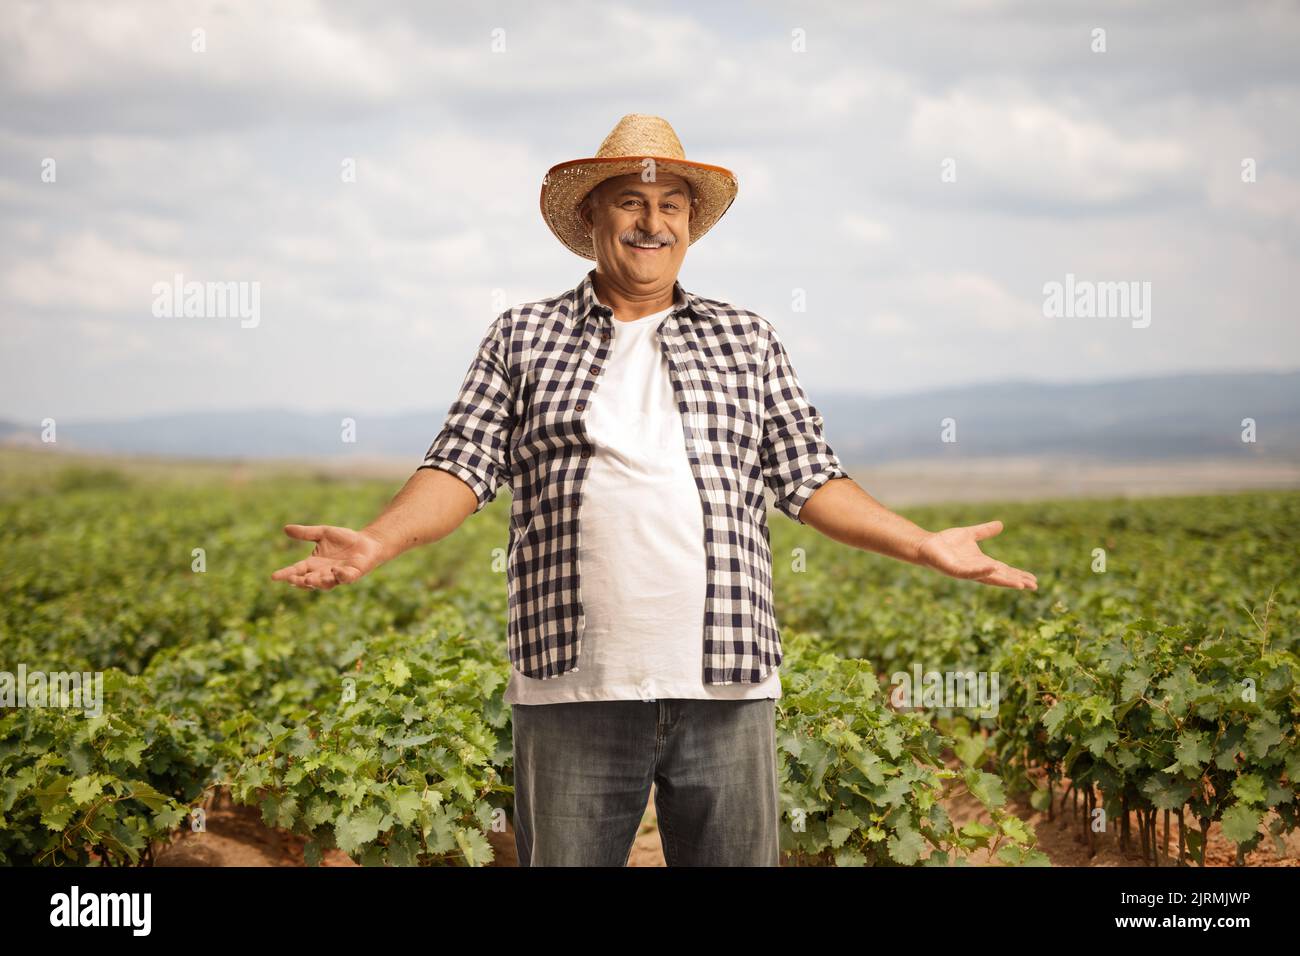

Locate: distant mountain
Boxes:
[0,409,440,460]
[815,370,1300,463]
[3,371,1297,463]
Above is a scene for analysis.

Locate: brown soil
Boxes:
[154,777,1295,868]
[153,786,666,867]
[154,791,357,867]
[937,758,1300,867]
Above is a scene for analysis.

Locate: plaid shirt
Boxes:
[419,269,847,684]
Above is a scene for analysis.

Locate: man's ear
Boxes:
[578,187,598,232]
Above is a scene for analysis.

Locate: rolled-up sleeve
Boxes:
[417,312,515,513]
[760,327,848,523]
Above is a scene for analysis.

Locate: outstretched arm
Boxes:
[272,309,515,592]
[270,468,477,590]
[798,477,1037,590]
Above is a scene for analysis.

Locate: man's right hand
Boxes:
[268,468,480,592]
[270,524,387,591]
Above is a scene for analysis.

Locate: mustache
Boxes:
[619,228,677,246]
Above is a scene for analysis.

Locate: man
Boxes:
[271,114,1037,867]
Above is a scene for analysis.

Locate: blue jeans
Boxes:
[510,698,780,866]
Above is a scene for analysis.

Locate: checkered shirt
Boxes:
[419,269,848,683]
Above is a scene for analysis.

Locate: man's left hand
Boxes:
[914,520,1037,590]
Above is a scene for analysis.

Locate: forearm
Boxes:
[797,477,931,565]
[361,467,478,564]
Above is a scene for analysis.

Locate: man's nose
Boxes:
[637,203,663,236]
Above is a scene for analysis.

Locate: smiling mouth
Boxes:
[625,241,669,252]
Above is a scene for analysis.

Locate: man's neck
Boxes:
[592,270,679,322]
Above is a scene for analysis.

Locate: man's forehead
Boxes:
[598,172,692,195]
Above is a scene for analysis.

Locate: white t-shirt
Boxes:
[505,301,782,704]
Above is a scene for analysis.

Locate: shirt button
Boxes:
[570,495,581,508]
[600,330,611,342]
[574,401,586,412]
[581,447,592,458]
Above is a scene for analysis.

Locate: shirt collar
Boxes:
[569,268,715,327]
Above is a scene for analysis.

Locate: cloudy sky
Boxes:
[2,0,1297,425]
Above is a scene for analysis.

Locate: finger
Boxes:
[283,524,327,543]
[969,520,1004,541]
[332,565,364,585]
[306,565,357,590]
[951,557,999,580]
[1006,564,1038,589]
[974,561,1020,588]
[271,558,314,581]
[302,568,337,589]
[271,556,332,581]
[281,569,318,589]
[275,555,343,581]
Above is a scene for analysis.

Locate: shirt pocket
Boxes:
[701,361,762,439]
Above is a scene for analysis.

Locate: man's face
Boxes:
[580,171,695,290]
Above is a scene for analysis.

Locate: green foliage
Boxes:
[3,457,1296,867]
[991,605,1299,861]
[773,491,1299,862]
[777,632,1047,866]
[227,619,511,866]
[0,670,205,865]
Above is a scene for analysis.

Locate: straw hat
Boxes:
[540,113,739,260]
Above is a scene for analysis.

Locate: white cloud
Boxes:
[842,214,892,244]
[0,0,1296,420]
[892,270,1048,334]
[3,0,405,100]
[2,231,179,313]
[865,312,909,335]
[905,88,1190,205]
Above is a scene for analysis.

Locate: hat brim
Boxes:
[540,156,738,261]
